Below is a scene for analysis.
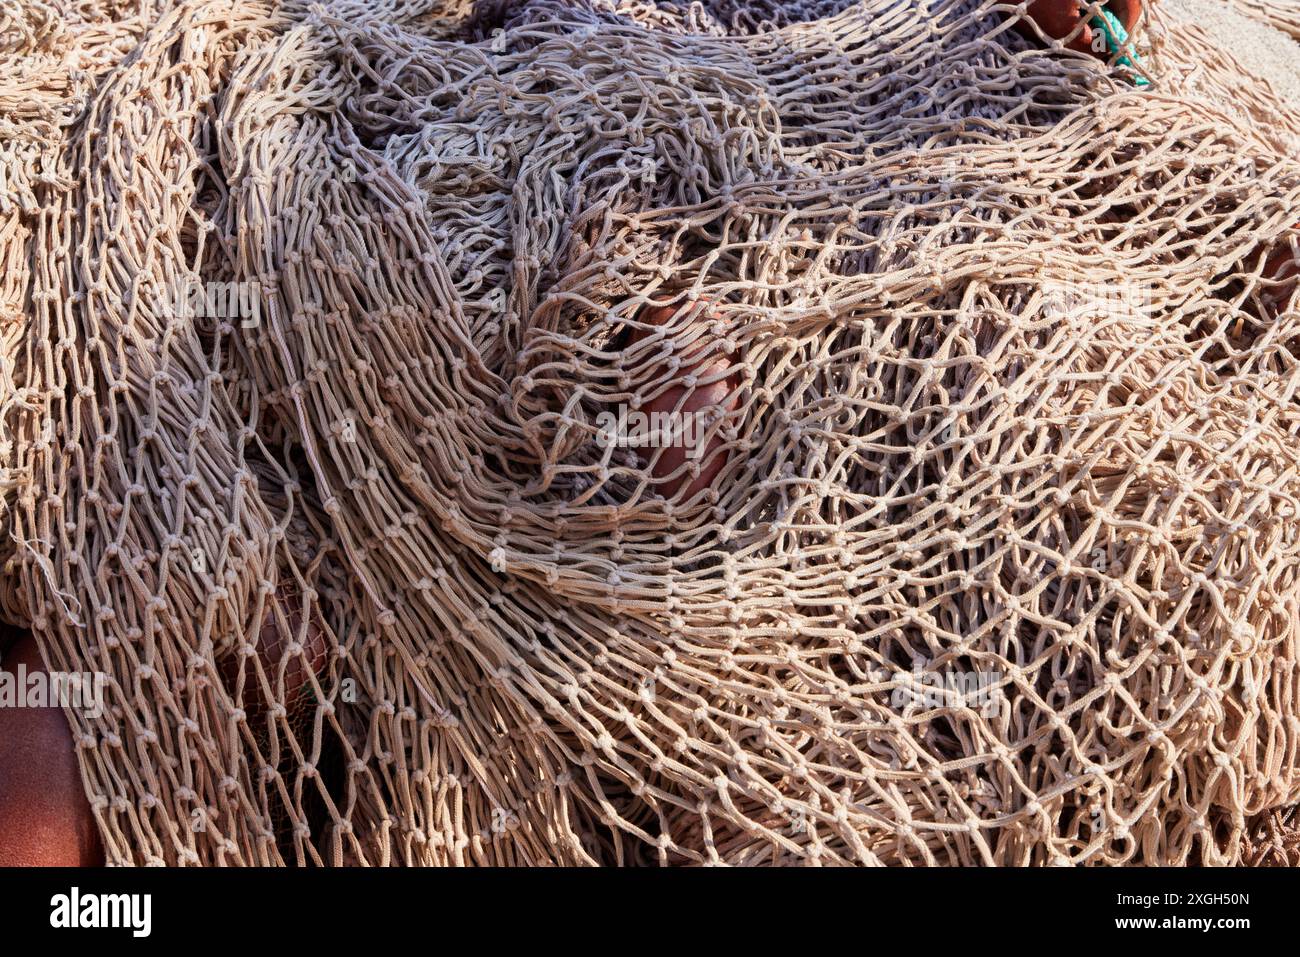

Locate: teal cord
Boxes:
[1090,7,1150,88]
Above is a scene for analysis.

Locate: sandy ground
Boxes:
[1161,0,1300,109]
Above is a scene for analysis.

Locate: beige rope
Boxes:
[2,0,1299,865]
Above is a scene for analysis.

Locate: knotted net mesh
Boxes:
[2,0,1300,865]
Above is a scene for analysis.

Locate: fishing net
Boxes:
[2,0,1299,866]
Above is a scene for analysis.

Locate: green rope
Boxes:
[1090,7,1150,88]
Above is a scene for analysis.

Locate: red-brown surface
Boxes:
[220,582,329,719]
[629,302,741,501]
[0,629,103,866]
[1019,0,1141,56]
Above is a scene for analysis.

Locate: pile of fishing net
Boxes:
[2,0,1300,866]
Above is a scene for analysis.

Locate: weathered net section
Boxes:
[2,0,1299,865]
